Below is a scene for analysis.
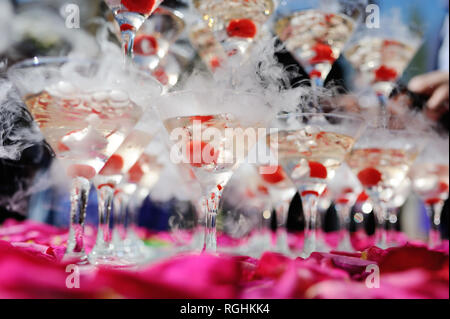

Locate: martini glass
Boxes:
[409,134,449,248]
[132,6,185,72]
[156,90,274,252]
[193,0,275,60]
[267,112,367,258]
[275,0,366,88]
[344,19,422,112]
[104,0,163,59]
[7,57,159,263]
[259,165,296,255]
[346,115,428,249]
[189,21,228,73]
[89,108,162,265]
[328,163,362,251]
[113,142,166,264]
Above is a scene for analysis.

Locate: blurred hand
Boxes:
[408,71,449,121]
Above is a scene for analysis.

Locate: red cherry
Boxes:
[357,167,382,187]
[190,115,214,123]
[425,198,442,205]
[57,141,70,152]
[309,43,336,64]
[100,154,124,176]
[226,19,257,38]
[383,39,401,47]
[134,34,158,56]
[260,166,285,184]
[121,0,156,15]
[438,182,449,194]
[309,161,327,179]
[336,197,350,204]
[210,57,222,71]
[357,191,369,202]
[120,23,135,32]
[374,65,398,82]
[258,185,269,195]
[128,161,144,183]
[152,68,168,86]
[97,183,115,190]
[301,190,320,197]
[186,140,219,167]
[67,164,96,179]
[309,70,322,78]
[324,13,335,23]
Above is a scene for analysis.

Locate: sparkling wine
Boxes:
[24,88,141,177]
[268,129,355,196]
[410,163,449,204]
[194,0,274,55]
[189,23,227,72]
[347,148,419,202]
[276,10,355,81]
[345,37,417,96]
[164,113,262,187]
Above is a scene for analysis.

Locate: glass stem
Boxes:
[121,30,136,62]
[113,192,130,242]
[65,177,91,263]
[274,200,290,252]
[374,202,388,249]
[336,203,353,251]
[93,185,114,250]
[426,202,444,248]
[301,194,318,258]
[203,188,223,253]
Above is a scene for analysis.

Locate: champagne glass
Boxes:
[104,0,164,59]
[8,56,160,263]
[275,0,367,88]
[268,112,367,257]
[347,114,429,249]
[155,90,275,252]
[409,134,449,248]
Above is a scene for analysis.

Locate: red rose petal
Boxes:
[357,167,382,187]
[100,154,124,176]
[374,65,398,82]
[260,166,285,184]
[309,161,327,179]
[226,19,257,38]
[67,164,96,179]
[121,0,156,15]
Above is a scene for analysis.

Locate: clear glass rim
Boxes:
[7,56,163,94]
[276,111,367,124]
[162,88,265,101]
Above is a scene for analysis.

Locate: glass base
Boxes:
[62,250,89,265]
[88,244,119,266]
[337,233,354,252]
